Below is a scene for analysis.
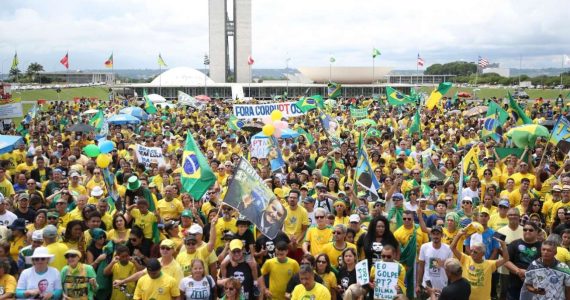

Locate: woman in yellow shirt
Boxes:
[107,215,130,245]
[314,254,337,300]
[26,209,47,242]
[63,220,87,255]
[333,201,349,226]
[8,218,28,261]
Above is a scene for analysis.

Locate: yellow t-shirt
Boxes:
[175,246,211,277]
[556,247,570,265]
[111,261,137,300]
[107,229,131,245]
[442,228,464,253]
[46,242,69,271]
[68,184,88,196]
[0,274,17,296]
[370,262,406,296]
[214,218,237,249]
[9,235,26,261]
[0,178,15,199]
[130,209,157,240]
[319,271,337,291]
[159,258,185,284]
[260,258,300,300]
[291,282,331,300]
[133,273,180,300]
[305,226,333,256]
[394,226,429,255]
[489,213,509,231]
[460,253,497,300]
[156,198,184,221]
[283,206,310,239]
[321,242,357,268]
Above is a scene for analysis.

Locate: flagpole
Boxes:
[159,63,162,96]
[561,55,565,88]
[248,64,251,98]
[66,51,69,85]
[372,55,375,95]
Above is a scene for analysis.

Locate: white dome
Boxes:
[151,67,215,86]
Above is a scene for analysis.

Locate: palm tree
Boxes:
[26,62,44,82]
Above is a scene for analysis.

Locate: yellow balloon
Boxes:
[270,110,283,121]
[262,124,275,136]
[96,154,112,169]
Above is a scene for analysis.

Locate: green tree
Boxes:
[26,62,44,82]
[9,67,21,81]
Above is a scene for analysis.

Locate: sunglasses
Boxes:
[333,231,344,235]
[315,215,325,219]
[160,246,172,250]
[225,287,235,291]
[48,217,58,220]
[403,218,413,221]
[317,260,327,264]
[32,258,48,262]
[185,240,198,245]
[462,201,472,204]
[523,228,535,232]
[65,254,78,259]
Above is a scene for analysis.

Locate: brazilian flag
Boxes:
[143,89,158,114]
[295,96,318,113]
[386,86,416,106]
[327,82,342,99]
[181,130,216,200]
[366,127,381,139]
[227,115,244,131]
[508,92,533,125]
[296,128,315,145]
[89,110,104,131]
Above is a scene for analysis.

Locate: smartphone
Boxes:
[493,232,507,241]
[425,280,432,288]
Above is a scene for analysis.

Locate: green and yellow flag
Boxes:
[327,82,342,99]
[227,115,243,131]
[89,110,105,131]
[386,86,415,106]
[408,108,421,137]
[372,48,381,58]
[11,52,19,70]
[295,96,318,113]
[143,89,158,114]
[425,82,452,110]
[508,92,533,125]
[158,53,167,67]
[181,131,217,200]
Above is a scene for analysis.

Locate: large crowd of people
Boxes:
[0,92,568,300]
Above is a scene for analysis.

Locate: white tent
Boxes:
[147,94,167,103]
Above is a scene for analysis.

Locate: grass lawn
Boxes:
[418,86,570,100]
[13,86,110,102]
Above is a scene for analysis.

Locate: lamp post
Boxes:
[285,57,291,99]
[204,54,210,96]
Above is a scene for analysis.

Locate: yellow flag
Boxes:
[463,146,480,175]
[425,82,452,110]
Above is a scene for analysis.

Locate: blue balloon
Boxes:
[99,140,115,154]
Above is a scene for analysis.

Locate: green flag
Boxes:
[11,52,18,70]
[327,82,342,99]
[89,110,104,131]
[296,128,315,145]
[294,96,317,113]
[366,127,382,139]
[451,91,459,105]
[372,48,381,58]
[143,89,158,114]
[350,107,368,119]
[227,115,243,131]
[321,157,337,177]
[181,131,217,200]
[157,53,167,67]
[386,86,416,106]
[408,108,421,136]
[508,92,532,125]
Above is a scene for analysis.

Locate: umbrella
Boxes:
[463,106,488,117]
[0,135,24,155]
[81,109,100,115]
[107,114,141,125]
[506,124,549,148]
[119,107,149,120]
[354,118,377,127]
[253,128,300,139]
[196,95,211,102]
[447,110,462,115]
[66,123,95,133]
[458,92,472,97]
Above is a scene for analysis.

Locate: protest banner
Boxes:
[178,91,205,110]
[134,144,166,168]
[350,107,368,119]
[233,102,304,119]
[0,98,23,119]
[223,157,286,239]
[356,260,370,286]
[249,137,270,159]
[373,261,399,300]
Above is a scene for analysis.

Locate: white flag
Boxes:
[564,55,570,66]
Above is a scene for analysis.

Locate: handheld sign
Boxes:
[355,260,369,286]
[374,261,399,300]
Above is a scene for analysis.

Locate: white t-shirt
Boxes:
[0,211,17,226]
[16,266,62,300]
[179,275,214,300]
[418,242,453,290]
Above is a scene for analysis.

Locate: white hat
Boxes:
[189,224,203,235]
[91,186,104,197]
[462,196,473,203]
[32,230,44,241]
[349,214,360,223]
[31,247,55,263]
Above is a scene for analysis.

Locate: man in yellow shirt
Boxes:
[43,224,69,271]
[291,265,331,300]
[450,228,509,300]
[321,224,357,268]
[260,241,300,300]
[133,258,180,300]
[283,190,309,261]
[156,185,183,221]
[0,168,14,199]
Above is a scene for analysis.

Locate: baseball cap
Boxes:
[315,183,326,190]
[462,196,473,203]
[146,258,162,272]
[479,207,491,216]
[181,210,193,218]
[553,185,562,192]
[229,239,244,251]
[357,205,369,215]
[184,234,198,242]
[498,200,510,208]
[302,197,315,204]
[64,249,82,259]
[431,225,444,233]
[160,239,176,249]
[349,214,360,223]
[31,230,44,241]
[47,211,59,218]
[42,225,58,239]
[70,171,80,178]
[188,224,203,235]
[300,185,309,191]
[563,185,570,191]
[392,193,404,200]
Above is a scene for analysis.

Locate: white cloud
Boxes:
[1,0,569,71]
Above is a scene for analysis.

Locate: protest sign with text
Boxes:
[134,144,166,168]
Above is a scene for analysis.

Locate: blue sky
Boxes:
[1,0,569,71]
